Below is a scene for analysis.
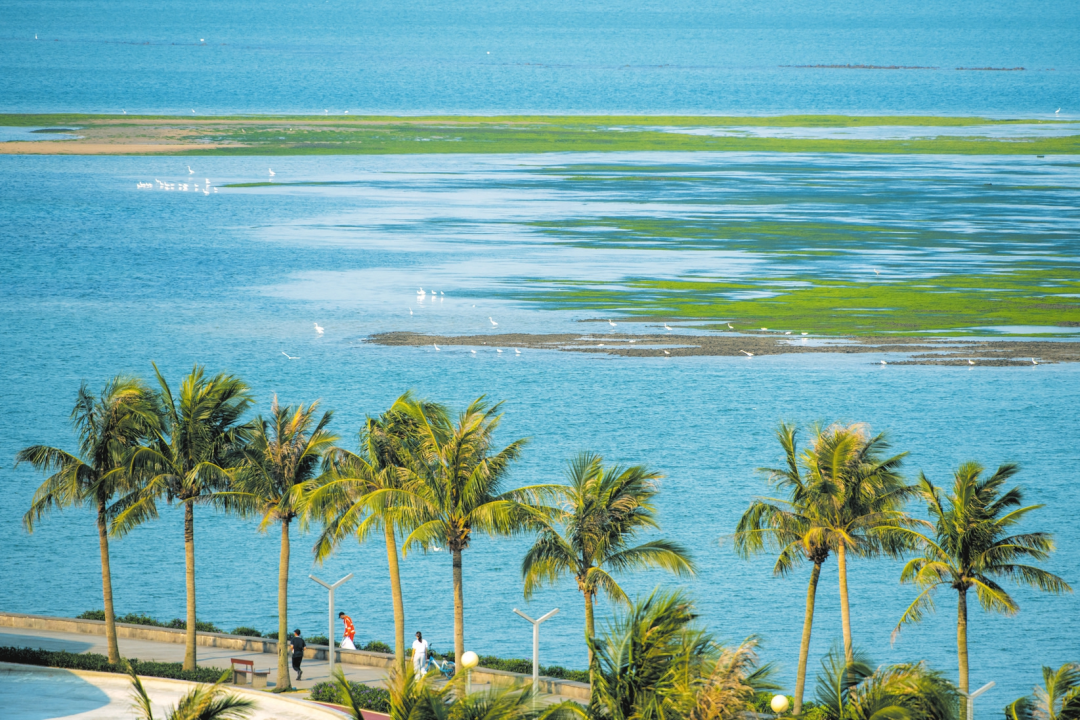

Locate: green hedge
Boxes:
[309,679,392,711]
[0,646,228,683]
[77,610,222,634]
[476,655,589,684]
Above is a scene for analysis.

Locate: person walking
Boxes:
[288,628,306,681]
[338,611,356,650]
[411,631,429,675]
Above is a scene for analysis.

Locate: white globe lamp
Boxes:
[771,695,790,714]
[461,651,479,670]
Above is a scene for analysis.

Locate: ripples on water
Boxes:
[1,152,1078,710]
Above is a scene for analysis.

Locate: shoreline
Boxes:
[369,331,1080,365]
[1,113,1077,156]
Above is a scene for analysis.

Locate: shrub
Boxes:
[75,610,221,633]
[309,679,391,711]
[477,654,589,684]
[0,646,226,683]
[230,627,263,638]
[308,635,330,646]
[361,640,392,654]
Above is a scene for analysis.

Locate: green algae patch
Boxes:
[524,268,1080,335]
[2,114,1078,155]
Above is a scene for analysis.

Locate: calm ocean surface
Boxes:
[2,0,1080,712]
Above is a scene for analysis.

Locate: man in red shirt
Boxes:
[338,611,356,650]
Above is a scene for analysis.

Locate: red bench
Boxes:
[231,658,269,689]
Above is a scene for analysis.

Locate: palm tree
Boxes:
[799,423,916,662]
[128,663,254,720]
[233,397,337,691]
[891,462,1072,694]
[1005,663,1080,720]
[733,423,831,715]
[17,376,155,665]
[394,396,555,673]
[589,588,774,720]
[813,645,959,720]
[113,364,253,671]
[306,393,440,666]
[521,452,695,659]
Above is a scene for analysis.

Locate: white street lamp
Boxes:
[461,650,479,694]
[309,573,353,677]
[962,682,995,720]
[513,608,559,696]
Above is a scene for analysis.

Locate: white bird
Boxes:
[123,110,126,114]
[802,332,808,336]
[968,359,975,365]
[409,308,413,315]
[188,166,194,174]
[664,324,672,331]
[873,269,880,275]
[417,287,425,296]
[515,348,521,355]
[1032,358,1039,365]
[314,322,324,335]
[200,38,205,42]
[471,349,477,354]
[880,360,887,365]
[598,344,604,347]
[434,343,440,351]
[1056,108,1061,114]
[489,317,498,327]
[609,319,617,327]
[497,348,503,353]
[440,291,444,295]
[432,545,442,552]
[761,327,768,331]
[213,188,218,193]
[785,331,791,335]
[663,350,670,355]
[281,351,300,360]
[192,109,196,114]
[727,323,734,329]
[35,34,38,39]
[629,339,636,343]
[741,350,754,357]
[268,168,275,177]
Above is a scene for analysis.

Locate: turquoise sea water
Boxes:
[1,153,1078,711]
[1,0,1078,115]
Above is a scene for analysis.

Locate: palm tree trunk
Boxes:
[277,519,292,691]
[384,520,406,666]
[794,561,822,715]
[452,549,465,676]
[837,540,853,662]
[584,590,595,701]
[96,502,120,665]
[183,500,197,671]
[957,587,969,694]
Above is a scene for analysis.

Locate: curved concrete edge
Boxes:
[0,661,346,719]
[0,611,590,701]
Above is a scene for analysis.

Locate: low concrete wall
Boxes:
[0,611,590,701]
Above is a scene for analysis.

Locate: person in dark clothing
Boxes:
[288,628,306,680]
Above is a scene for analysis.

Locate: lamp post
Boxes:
[309,573,353,678]
[961,682,995,720]
[460,650,479,695]
[513,608,559,695]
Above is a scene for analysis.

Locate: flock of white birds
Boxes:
[137,167,218,193]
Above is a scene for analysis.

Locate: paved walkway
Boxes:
[0,626,576,703]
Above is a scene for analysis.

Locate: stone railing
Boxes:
[0,611,589,700]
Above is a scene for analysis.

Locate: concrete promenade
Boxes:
[0,622,586,704]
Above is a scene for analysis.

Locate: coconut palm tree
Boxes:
[233,397,336,691]
[813,645,959,720]
[521,452,695,659]
[1005,663,1080,720]
[17,376,156,665]
[589,588,774,720]
[799,423,917,662]
[393,396,555,673]
[127,663,254,720]
[891,462,1072,694]
[733,423,831,715]
[305,393,441,666]
[112,364,253,671]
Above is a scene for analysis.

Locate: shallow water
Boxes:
[1,152,1078,712]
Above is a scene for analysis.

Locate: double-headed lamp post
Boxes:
[309,573,353,678]
[513,608,559,695]
[962,682,995,720]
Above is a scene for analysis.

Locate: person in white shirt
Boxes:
[411,631,430,675]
